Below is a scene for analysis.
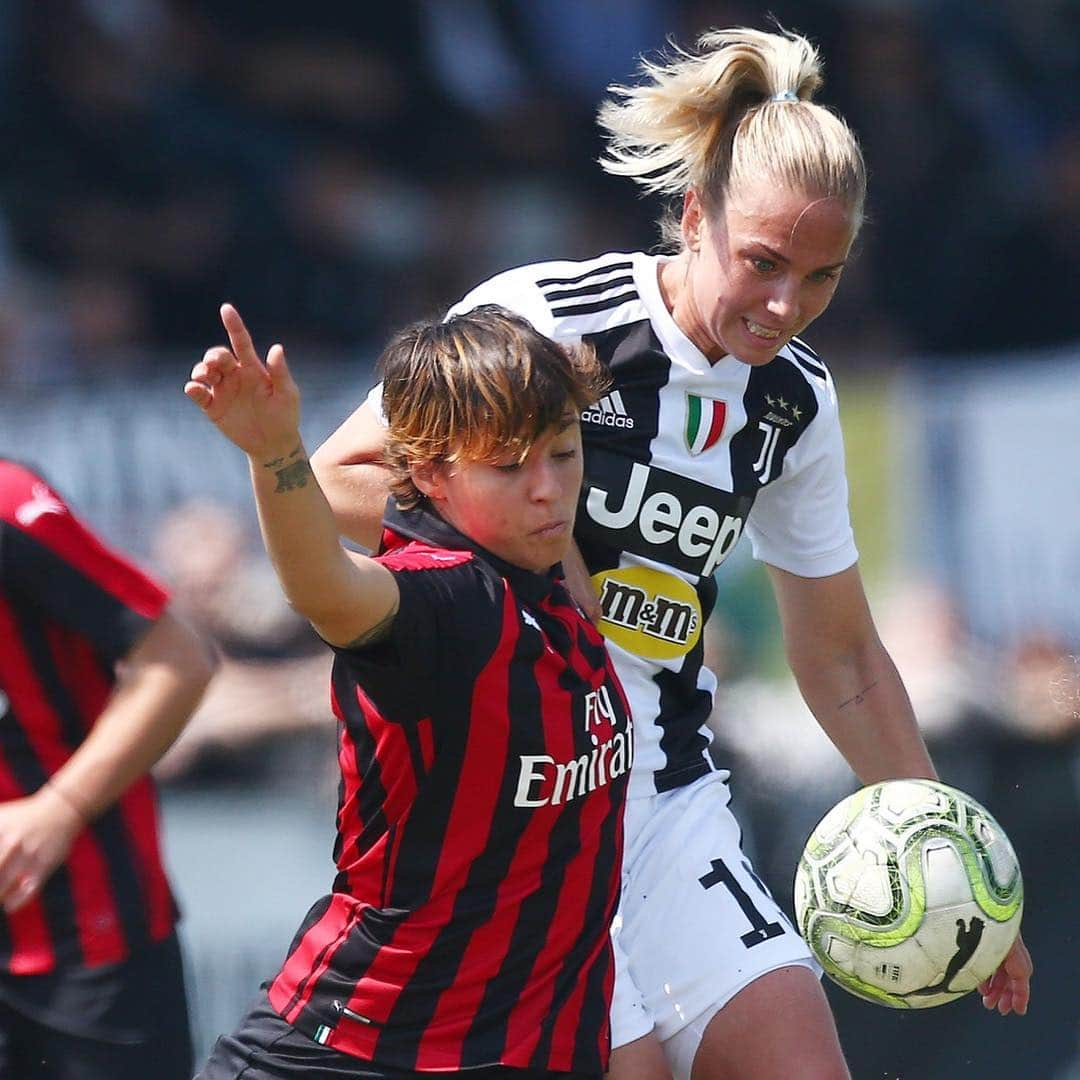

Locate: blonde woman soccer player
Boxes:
[311,27,1032,1080]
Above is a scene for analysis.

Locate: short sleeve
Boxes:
[0,468,168,662]
[332,558,504,725]
[744,387,859,577]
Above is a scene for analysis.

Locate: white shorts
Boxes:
[610,772,818,1065]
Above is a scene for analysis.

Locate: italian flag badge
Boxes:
[685,394,726,455]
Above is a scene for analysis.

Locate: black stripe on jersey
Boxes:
[277,894,351,1020]
[549,290,639,318]
[383,622,539,1068]
[0,698,83,967]
[787,338,828,380]
[575,319,671,566]
[653,578,715,794]
[542,275,634,303]
[536,261,633,289]
[5,603,153,964]
[529,771,620,1072]
[728,357,821,491]
[332,689,390,868]
[6,527,154,666]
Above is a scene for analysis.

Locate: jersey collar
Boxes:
[381,500,563,605]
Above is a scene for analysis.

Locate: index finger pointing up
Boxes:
[220,303,261,367]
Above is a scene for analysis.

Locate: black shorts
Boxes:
[0,930,192,1080]
[198,990,601,1080]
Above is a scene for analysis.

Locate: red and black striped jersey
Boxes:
[0,460,176,974]
[269,502,631,1075]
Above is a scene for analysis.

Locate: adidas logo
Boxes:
[582,391,635,429]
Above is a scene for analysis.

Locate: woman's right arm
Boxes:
[309,401,394,553]
[186,305,399,647]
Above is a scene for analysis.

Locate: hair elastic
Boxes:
[769,90,799,103]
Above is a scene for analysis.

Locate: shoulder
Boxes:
[752,336,842,428]
[0,460,69,529]
[451,252,647,341]
[778,337,838,402]
[376,542,505,610]
[377,543,476,574]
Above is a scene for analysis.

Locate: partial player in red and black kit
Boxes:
[0,458,215,1078]
[190,304,630,1079]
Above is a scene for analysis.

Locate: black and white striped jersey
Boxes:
[372,251,859,799]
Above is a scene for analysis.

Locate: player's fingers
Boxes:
[220,303,261,368]
[3,873,38,914]
[0,851,27,906]
[1009,938,1033,978]
[184,381,213,409]
[265,344,295,393]
[188,351,232,388]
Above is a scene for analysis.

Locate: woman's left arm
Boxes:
[766,562,935,782]
[767,561,1032,1016]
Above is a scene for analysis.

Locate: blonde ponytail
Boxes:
[598,26,865,240]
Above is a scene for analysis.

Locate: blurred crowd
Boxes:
[0,0,1076,388]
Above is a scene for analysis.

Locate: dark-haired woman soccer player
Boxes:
[187,303,630,1079]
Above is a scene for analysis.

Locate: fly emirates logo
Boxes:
[514,686,633,808]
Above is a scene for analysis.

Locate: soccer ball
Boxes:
[793,778,1023,1008]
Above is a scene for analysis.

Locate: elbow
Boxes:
[157,611,220,695]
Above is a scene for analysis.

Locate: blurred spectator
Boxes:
[148,500,334,783]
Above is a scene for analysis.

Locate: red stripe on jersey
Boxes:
[270,895,365,1026]
[117,778,175,942]
[705,400,727,451]
[335,691,413,904]
[48,629,111,738]
[416,717,435,773]
[345,589,520,1067]
[379,545,474,573]
[0,464,167,621]
[357,690,420,833]
[507,616,621,1070]
[0,600,77,779]
[429,586,517,901]
[0,755,55,973]
[63,831,126,966]
[422,624,580,1070]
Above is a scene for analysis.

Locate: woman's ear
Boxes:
[682,189,703,252]
[410,460,444,501]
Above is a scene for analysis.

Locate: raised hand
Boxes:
[185,304,301,460]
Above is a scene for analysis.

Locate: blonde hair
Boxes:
[380,306,607,509]
[598,26,866,246]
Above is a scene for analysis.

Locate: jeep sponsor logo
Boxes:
[514,710,633,808]
[583,459,751,577]
[590,566,702,661]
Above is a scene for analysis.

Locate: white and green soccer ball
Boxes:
[794,778,1023,1009]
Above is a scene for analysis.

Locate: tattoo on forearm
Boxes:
[343,603,399,649]
[262,445,310,492]
[839,681,879,711]
[273,458,312,492]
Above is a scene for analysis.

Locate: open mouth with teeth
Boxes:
[744,318,781,340]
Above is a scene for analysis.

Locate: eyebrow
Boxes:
[750,243,847,272]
